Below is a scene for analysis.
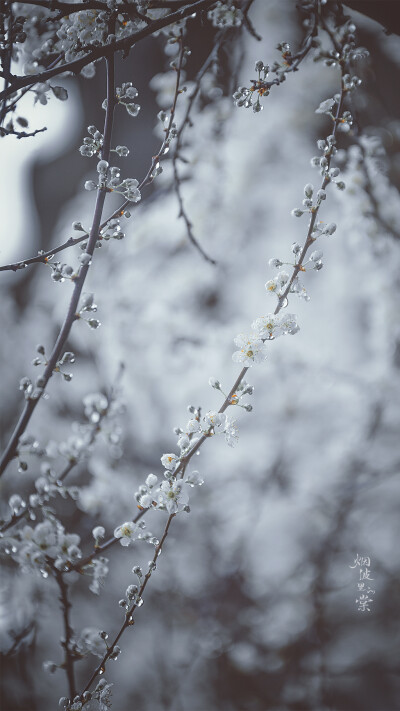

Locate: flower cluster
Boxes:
[134,472,191,515]
[114,518,158,548]
[233,60,271,113]
[59,676,113,711]
[315,97,353,133]
[232,334,269,365]
[107,83,141,118]
[79,125,104,158]
[85,160,141,203]
[251,313,299,340]
[232,312,300,366]
[55,11,144,68]
[233,41,301,113]
[208,1,243,28]
[4,518,82,575]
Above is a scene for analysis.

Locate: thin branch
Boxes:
[171,32,217,264]
[0,0,216,103]
[80,513,176,697]
[10,0,107,14]
[0,51,117,477]
[0,125,47,138]
[242,0,262,41]
[0,235,91,273]
[54,569,77,699]
[0,2,14,127]
[173,164,217,264]
[356,140,400,241]
[4,620,36,657]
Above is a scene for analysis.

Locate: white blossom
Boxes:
[161,453,179,470]
[232,334,268,366]
[114,521,139,546]
[155,480,190,514]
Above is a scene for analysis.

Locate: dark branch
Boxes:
[0,0,216,103]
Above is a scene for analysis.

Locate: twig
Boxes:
[173,164,217,264]
[171,32,223,265]
[0,1,14,127]
[356,140,400,241]
[0,125,47,138]
[80,513,176,697]
[54,569,77,699]
[242,0,262,42]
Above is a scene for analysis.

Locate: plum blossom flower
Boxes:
[161,453,179,470]
[201,411,226,434]
[232,334,268,366]
[224,416,239,447]
[185,470,204,487]
[114,521,139,546]
[252,313,299,338]
[77,628,108,658]
[186,418,200,434]
[315,98,336,114]
[155,480,189,514]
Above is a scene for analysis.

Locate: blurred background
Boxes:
[1,1,400,710]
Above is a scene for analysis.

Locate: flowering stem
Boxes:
[274,76,346,313]
[172,32,217,264]
[160,61,349,481]
[0,52,116,477]
[80,513,175,696]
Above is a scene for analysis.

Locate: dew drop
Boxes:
[127,617,135,626]
[136,597,143,608]
[280,296,288,308]
[99,666,105,675]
